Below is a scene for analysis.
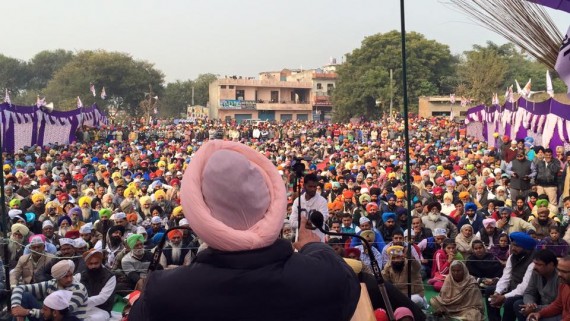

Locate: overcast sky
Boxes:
[2,0,568,82]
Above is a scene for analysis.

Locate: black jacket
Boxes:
[129,239,360,321]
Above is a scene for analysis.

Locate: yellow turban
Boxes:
[123,188,134,198]
[172,206,183,216]
[11,223,29,236]
[139,196,151,206]
[111,172,121,179]
[31,193,45,203]
[387,245,405,258]
[394,191,405,199]
[343,258,363,274]
[78,196,92,208]
[157,161,166,168]
[154,189,166,199]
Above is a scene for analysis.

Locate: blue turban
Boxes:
[58,215,72,227]
[25,213,35,223]
[151,232,164,246]
[387,194,396,201]
[382,212,397,223]
[524,137,534,144]
[465,202,477,212]
[509,232,537,250]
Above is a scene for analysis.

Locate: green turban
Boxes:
[99,208,112,219]
[127,234,145,249]
[535,199,549,207]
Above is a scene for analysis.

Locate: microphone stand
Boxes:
[309,211,395,321]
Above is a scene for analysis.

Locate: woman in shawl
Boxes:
[455,224,474,258]
[430,260,485,321]
[428,238,463,292]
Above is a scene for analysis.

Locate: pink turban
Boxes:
[181,141,286,252]
[483,218,496,228]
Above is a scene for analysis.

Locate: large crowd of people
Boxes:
[1,114,570,321]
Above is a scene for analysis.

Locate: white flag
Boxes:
[3,89,10,105]
[450,93,456,104]
[546,70,554,97]
[515,79,524,96]
[555,25,570,95]
[77,96,83,108]
[492,93,499,105]
[522,79,532,97]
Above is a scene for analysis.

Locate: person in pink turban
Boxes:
[129,140,360,321]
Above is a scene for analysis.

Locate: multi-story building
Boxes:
[208,62,338,122]
[418,96,470,120]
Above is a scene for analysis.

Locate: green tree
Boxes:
[0,54,28,95]
[161,80,194,117]
[457,42,567,104]
[193,73,218,106]
[332,31,457,121]
[26,49,74,90]
[456,44,508,104]
[43,50,164,115]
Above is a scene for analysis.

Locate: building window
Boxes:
[270,91,279,103]
[221,85,226,89]
[229,85,234,89]
[297,114,308,121]
[236,90,245,100]
[327,84,334,90]
[316,83,322,90]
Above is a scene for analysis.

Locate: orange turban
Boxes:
[167,229,183,240]
[342,190,354,199]
[127,213,138,222]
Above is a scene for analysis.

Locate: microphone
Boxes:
[309,211,395,321]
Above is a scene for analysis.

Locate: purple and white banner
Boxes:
[525,0,570,13]
[465,96,570,151]
[0,103,108,152]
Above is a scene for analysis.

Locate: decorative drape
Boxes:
[0,103,108,152]
[465,97,570,150]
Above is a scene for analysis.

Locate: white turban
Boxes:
[43,290,73,310]
[51,260,75,279]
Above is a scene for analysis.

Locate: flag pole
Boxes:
[399,0,413,303]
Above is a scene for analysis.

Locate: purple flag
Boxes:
[525,0,570,13]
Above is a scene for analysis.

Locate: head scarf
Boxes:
[181,141,286,252]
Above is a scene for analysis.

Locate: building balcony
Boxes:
[313,96,332,107]
[256,102,312,111]
[217,78,312,89]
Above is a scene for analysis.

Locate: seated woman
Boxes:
[455,224,474,259]
[489,233,510,266]
[428,238,463,292]
[430,261,485,321]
